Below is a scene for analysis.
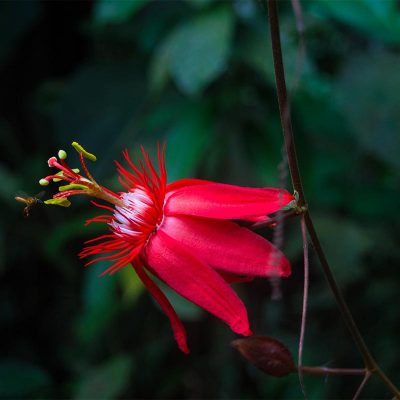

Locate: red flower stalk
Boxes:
[39,142,294,353]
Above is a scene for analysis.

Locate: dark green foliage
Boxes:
[1,0,399,398]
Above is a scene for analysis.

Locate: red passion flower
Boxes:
[39,142,294,353]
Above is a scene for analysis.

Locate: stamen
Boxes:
[53,168,80,182]
[39,178,50,186]
[58,150,67,160]
[72,141,97,162]
[48,157,57,167]
[44,198,71,207]
[59,183,88,192]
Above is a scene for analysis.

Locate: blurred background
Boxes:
[1,0,399,398]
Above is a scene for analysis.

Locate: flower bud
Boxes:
[232,335,296,377]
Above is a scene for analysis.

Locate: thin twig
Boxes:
[266,0,400,398]
[352,371,371,400]
[298,215,309,399]
[250,209,299,230]
[300,367,366,376]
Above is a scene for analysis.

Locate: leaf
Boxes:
[74,356,133,400]
[165,103,212,181]
[75,261,120,343]
[335,52,400,168]
[151,6,235,95]
[159,283,204,321]
[51,61,145,153]
[238,20,315,90]
[0,360,50,397]
[312,216,372,286]
[119,264,145,304]
[184,0,213,9]
[311,0,400,44]
[92,0,148,24]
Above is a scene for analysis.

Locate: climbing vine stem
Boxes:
[266,0,399,397]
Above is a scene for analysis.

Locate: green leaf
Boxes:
[0,360,50,397]
[93,0,148,24]
[75,261,120,343]
[51,61,145,152]
[312,0,400,44]
[159,283,203,321]
[152,6,235,95]
[75,356,133,400]
[119,264,145,304]
[184,0,213,9]
[148,40,171,94]
[312,216,372,286]
[335,52,400,168]
[165,103,212,180]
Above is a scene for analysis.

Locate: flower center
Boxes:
[111,187,162,245]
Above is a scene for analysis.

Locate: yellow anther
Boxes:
[71,141,97,162]
[58,150,67,160]
[44,198,71,207]
[59,184,88,192]
[39,179,49,186]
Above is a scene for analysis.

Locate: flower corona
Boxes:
[39,142,295,353]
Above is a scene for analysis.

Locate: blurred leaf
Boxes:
[119,264,145,304]
[311,0,400,44]
[52,61,144,153]
[233,0,257,20]
[93,0,148,24]
[151,6,235,95]
[336,52,400,169]
[75,261,120,343]
[184,0,213,9]
[148,40,171,94]
[166,103,212,180]
[159,282,203,321]
[238,28,275,85]
[0,360,50,397]
[313,215,372,285]
[239,17,315,90]
[0,1,40,64]
[42,214,102,272]
[75,355,133,400]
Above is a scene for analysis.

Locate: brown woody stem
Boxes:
[266,0,400,398]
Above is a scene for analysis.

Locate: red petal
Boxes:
[218,271,255,284]
[144,230,252,336]
[161,216,291,277]
[165,183,293,219]
[133,263,189,354]
[166,178,211,192]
